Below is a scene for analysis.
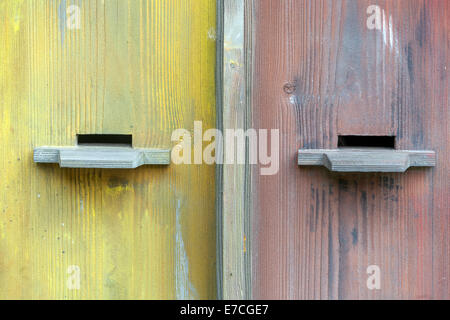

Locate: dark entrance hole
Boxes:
[77,134,133,147]
[338,136,396,149]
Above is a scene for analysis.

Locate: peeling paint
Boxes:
[58,0,67,45]
[175,200,197,300]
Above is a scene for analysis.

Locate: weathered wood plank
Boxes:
[250,0,448,299]
[298,149,436,172]
[220,0,254,300]
[0,0,216,299]
[34,147,171,168]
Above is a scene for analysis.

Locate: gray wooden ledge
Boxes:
[298,148,436,172]
[34,146,171,168]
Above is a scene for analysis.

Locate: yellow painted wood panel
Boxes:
[0,0,216,299]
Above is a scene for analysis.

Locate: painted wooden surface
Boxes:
[0,0,216,299]
[249,0,448,299]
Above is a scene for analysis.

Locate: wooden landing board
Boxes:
[34,147,171,168]
[298,149,436,172]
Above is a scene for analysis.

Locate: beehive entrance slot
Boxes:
[338,136,396,149]
[77,134,133,147]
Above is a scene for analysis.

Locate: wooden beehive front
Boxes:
[0,0,217,299]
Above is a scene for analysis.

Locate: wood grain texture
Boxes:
[298,149,436,172]
[220,0,254,300]
[0,0,216,299]
[34,146,171,168]
[250,0,448,299]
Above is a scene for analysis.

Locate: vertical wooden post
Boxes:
[218,0,254,300]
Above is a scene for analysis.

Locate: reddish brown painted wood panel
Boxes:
[251,0,448,299]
